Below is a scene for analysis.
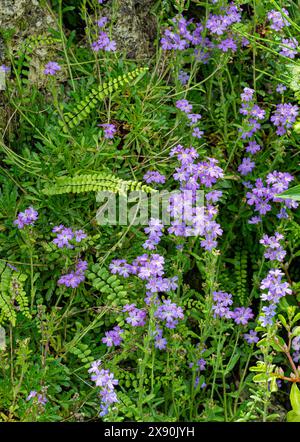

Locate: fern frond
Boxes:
[59,66,148,131]
[42,172,156,196]
[0,262,31,326]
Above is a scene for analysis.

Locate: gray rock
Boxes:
[102,0,157,58]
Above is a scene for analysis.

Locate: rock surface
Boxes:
[102,0,157,58]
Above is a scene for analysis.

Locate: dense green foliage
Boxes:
[0,0,300,423]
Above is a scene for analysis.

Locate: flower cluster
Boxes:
[260,232,286,262]
[212,291,254,325]
[270,103,299,135]
[91,18,116,52]
[123,304,147,327]
[212,291,233,319]
[89,360,118,417]
[143,218,164,250]
[258,269,292,326]
[14,207,38,229]
[26,389,48,406]
[102,325,124,347]
[154,299,184,329]
[168,145,224,251]
[161,16,203,51]
[143,170,166,184]
[52,225,87,248]
[57,259,88,288]
[161,5,245,65]
[245,171,297,221]
[206,4,241,36]
[175,99,203,139]
[239,87,265,139]
[279,38,298,59]
[267,8,290,31]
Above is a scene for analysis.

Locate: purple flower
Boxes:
[276,84,287,94]
[97,17,108,28]
[260,269,292,304]
[53,227,74,248]
[76,259,88,273]
[238,157,255,176]
[52,224,65,233]
[245,171,296,217]
[244,330,259,344]
[92,32,116,52]
[176,99,193,113]
[187,113,202,124]
[192,127,204,138]
[58,259,87,288]
[232,307,254,325]
[248,216,262,224]
[206,4,241,35]
[267,8,290,31]
[154,299,184,329]
[143,218,164,250]
[123,304,147,327]
[89,361,118,417]
[102,326,124,347]
[241,87,254,102]
[0,64,10,73]
[279,38,298,59]
[143,171,166,184]
[292,336,300,352]
[245,141,261,154]
[109,259,131,277]
[74,229,87,242]
[154,328,167,350]
[218,37,237,52]
[14,207,38,229]
[197,358,206,371]
[178,70,190,85]
[270,103,298,135]
[26,390,47,406]
[44,61,61,75]
[260,232,286,262]
[212,291,233,319]
[100,123,117,139]
[26,390,37,401]
[206,190,223,203]
[57,272,85,288]
[258,304,277,327]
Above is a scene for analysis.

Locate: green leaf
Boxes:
[275,185,300,201]
[292,313,300,325]
[287,410,300,422]
[224,351,240,375]
[270,336,286,352]
[292,326,300,337]
[278,314,288,330]
[253,373,269,383]
[290,383,300,414]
